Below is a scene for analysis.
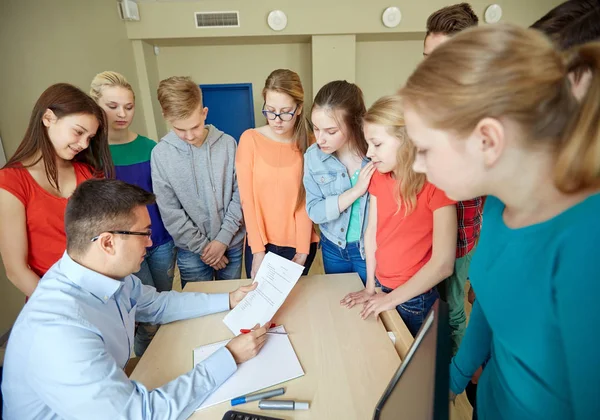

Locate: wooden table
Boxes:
[131,274,401,419]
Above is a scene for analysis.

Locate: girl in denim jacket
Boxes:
[303,81,374,284]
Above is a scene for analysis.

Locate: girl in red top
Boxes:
[0,83,113,296]
[341,95,457,335]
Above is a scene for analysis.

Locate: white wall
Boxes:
[356,38,425,107]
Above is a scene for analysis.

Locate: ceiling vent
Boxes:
[195,11,240,28]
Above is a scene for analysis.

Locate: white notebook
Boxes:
[193,326,304,410]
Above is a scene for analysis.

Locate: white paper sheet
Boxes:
[193,326,304,410]
[223,252,304,335]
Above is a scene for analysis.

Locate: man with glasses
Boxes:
[2,179,268,420]
[152,76,245,285]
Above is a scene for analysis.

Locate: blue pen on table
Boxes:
[231,387,285,406]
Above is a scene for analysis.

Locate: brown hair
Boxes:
[262,69,312,210]
[3,83,113,190]
[157,76,203,120]
[400,23,600,193]
[426,3,479,36]
[65,179,155,256]
[312,80,368,157]
[364,96,426,215]
[531,0,599,48]
[262,69,311,154]
[531,0,600,81]
[89,71,136,102]
[554,7,600,50]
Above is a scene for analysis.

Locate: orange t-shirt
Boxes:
[0,163,95,277]
[368,171,455,289]
[236,129,318,254]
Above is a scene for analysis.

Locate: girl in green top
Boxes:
[90,71,175,357]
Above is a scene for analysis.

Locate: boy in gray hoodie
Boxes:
[151,77,245,286]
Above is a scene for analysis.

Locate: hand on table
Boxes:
[340,288,375,309]
[359,292,395,320]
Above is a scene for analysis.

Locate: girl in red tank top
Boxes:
[0,83,113,296]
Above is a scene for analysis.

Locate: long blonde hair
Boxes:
[262,69,312,210]
[364,95,426,215]
[90,71,135,102]
[400,23,600,193]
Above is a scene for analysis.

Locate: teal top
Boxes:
[450,194,600,419]
[345,169,361,243]
[108,135,171,248]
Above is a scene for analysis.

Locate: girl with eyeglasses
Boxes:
[0,83,113,297]
[303,81,373,285]
[236,69,318,278]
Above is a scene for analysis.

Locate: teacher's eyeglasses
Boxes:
[91,230,153,242]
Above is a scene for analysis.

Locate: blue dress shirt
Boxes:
[2,252,237,419]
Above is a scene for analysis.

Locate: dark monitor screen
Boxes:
[373,300,451,420]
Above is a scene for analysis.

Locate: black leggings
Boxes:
[244,241,318,278]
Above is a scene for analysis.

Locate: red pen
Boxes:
[240,323,280,334]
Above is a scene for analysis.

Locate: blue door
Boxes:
[199,83,255,143]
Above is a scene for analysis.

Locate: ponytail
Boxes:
[293,112,312,211]
[555,42,600,192]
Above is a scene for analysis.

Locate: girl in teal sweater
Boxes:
[400,24,600,419]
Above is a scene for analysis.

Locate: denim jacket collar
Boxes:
[316,145,370,166]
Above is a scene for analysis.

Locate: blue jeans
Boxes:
[177,242,244,288]
[320,235,367,285]
[133,240,177,356]
[135,240,177,292]
[245,242,318,279]
[381,286,439,337]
